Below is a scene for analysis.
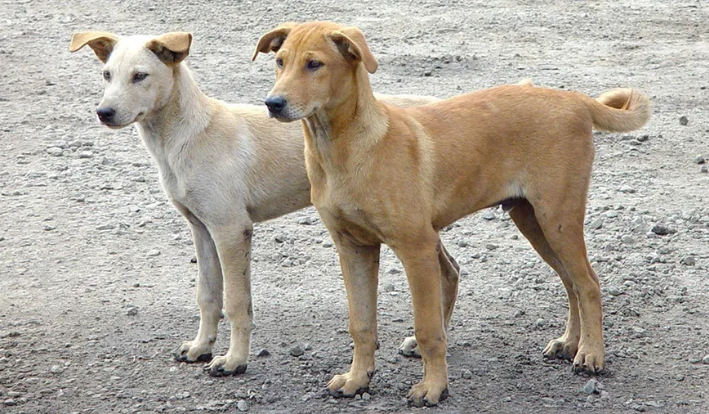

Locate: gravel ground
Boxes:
[1,1,708,413]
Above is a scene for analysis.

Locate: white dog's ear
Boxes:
[252,22,297,61]
[69,31,120,63]
[146,32,192,66]
[329,27,378,74]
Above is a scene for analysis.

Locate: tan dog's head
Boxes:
[252,22,378,121]
[70,31,192,128]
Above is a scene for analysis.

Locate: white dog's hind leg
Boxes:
[174,218,223,362]
[205,221,254,376]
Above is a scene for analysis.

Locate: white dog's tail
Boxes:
[583,88,651,132]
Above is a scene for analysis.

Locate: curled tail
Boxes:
[583,88,651,132]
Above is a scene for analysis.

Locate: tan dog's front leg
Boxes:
[393,235,449,407]
[399,241,460,358]
[174,218,223,362]
[327,236,380,397]
[205,223,254,376]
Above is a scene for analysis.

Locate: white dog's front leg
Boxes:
[174,218,223,363]
[205,222,254,376]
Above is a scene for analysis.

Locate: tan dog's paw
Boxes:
[398,336,421,358]
[407,379,448,407]
[173,340,213,363]
[327,371,371,397]
[542,335,579,361]
[572,343,605,374]
[204,354,247,377]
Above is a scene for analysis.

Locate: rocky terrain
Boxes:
[1,0,708,413]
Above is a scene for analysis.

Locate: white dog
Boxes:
[70,31,450,376]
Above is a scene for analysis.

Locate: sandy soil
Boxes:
[1,0,708,413]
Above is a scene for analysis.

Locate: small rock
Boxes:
[457,240,468,247]
[237,399,248,411]
[297,217,317,225]
[322,241,333,248]
[582,378,599,394]
[362,392,371,401]
[619,185,636,194]
[481,210,496,221]
[126,307,139,316]
[680,256,696,266]
[637,134,649,142]
[289,346,304,357]
[607,286,624,296]
[50,364,63,374]
[703,354,709,365]
[386,267,402,275]
[4,399,16,406]
[620,235,635,244]
[695,155,705,164]
[146,250,161,257]
[46,147,63,156]
[679,116,689,125]
[461,369,473,379]
[78,151,94,159]
[588,219,603,230]
[535,318,545,327]
[650,225,672,235]
[701,165,708,173]
[257,349,270,358]
[383,283,396,292]
[605,210,619,218]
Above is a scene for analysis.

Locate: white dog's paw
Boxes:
[398,336,421,358]
[204,354,248,377]
[173,340,213,363]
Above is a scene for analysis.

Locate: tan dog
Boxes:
[69,31,450,377]
[253,21,650,406]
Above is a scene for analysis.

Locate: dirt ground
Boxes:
[1,0,708,413]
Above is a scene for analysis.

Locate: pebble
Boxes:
[619,185,636,194]
[386,267,402,275]
[582,378,599,394]
[4,399,16,406]
[289,346,304,357]
[78,151,94,159]
[461,369,472,379]
[481,210,496,221]
[256,349,270,358]
[621,235,635,244]
[50,364,63,374]
[679,116,688,125]
[237,400,248,411]
[297,217,317,225]
[362,392,371,401]
[605,210,619,218]
[701,165,708,173]
[607,286,624,296]
[322,241,333,248]
[650,225,672,235]
[588,219,603,230]
[126,306,139,316]
[146,250,161,257]
[680,256,696,266]
[46,147,63,156]
[703,354,709,364]
[457,240,468,247]
[694,155,705,164]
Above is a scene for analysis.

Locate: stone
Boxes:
[78,151,94,159]
[257,349,270,358]
[582,378,599,394]
[362,392,371,401]
[701,165,708,173]
[237,399,248,411]
[4,399,16,406]
[457,240,468,247]
[46,147,63,156]
[650,225,672,236]
[703,354,709,365]
[679,116,689,125]
[621,235,635,244]
[481,210,496,221]
[694,155,705,164]
[146,250,161,257]
[289,346,304,357]
[607,286,624,296]
[126,306,139,316]
[461,369,472,379]
[680,256,696,266]
[588,219,603,230]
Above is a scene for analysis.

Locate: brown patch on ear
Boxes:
[146,32,192,67]
[69,31,120,63]
[252,22,298,61]
[329,27,378,74]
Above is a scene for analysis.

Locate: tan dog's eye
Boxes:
[306,60,322,70]
[133,72,149,83]
[276,58,284,68]
[103,70,111,81]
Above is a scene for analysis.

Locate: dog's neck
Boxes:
[136,63,213,162]
[303,65,387,162]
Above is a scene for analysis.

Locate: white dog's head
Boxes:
[70,31,192,128]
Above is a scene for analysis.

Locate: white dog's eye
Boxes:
[133,72,148,83]
[276,58,284,68]
[103,70,111,81]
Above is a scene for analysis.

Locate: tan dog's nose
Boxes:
[265,95,287,114]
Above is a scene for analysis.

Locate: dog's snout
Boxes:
[265,96,287,113]
[96,107,116,123]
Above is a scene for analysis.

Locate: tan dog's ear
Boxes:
[329,27,378,74]
[69,31,120,63]
[252,22,297,61]
[146,32,192,67]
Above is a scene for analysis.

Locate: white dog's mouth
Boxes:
[99,112,145,129]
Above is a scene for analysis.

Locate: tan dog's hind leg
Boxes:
[174,217,223,362]
[528,197,604,374]
[327,236,381,397]
[393,232,449,407]
[508,201,581,360]
[205,223,254,376]
[399,242,460,358]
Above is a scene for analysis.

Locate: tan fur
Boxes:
[254,21,651,406]
[70,31,451,376]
